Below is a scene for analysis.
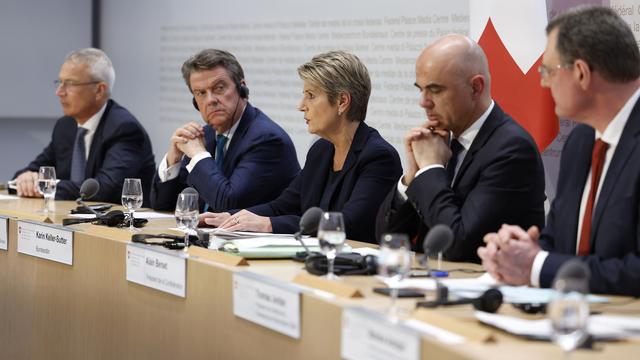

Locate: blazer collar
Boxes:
[453,103,507,187]
[86,99,114,176]
[591,97,640,242]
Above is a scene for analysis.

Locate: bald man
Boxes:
[376,34,546,262]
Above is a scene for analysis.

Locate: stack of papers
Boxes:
[476,312,640,340]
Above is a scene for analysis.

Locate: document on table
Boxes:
[395,273,609,304]
[69,211,174,219]
[0,194,19,201]
[475,311,640,340]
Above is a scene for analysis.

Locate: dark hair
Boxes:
[547,5,640,82]
[181,49,245,91]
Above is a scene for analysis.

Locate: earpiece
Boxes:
[192,97,199,111]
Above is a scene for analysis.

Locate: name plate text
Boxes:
[17,220,73,265]
[233,271,301,338]
[126,244,186,297]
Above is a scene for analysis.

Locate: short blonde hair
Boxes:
[297,50,371,122]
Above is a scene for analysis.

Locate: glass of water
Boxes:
[317,212,346,280]
[175,193,199,250]
[378,233,411,317]
[121,178,143,231]
[37,166,57,214]
[548,281,590,359]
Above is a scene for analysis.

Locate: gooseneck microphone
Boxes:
[76,178,100,216]
[294,207,324,257]
[422,224,454,258]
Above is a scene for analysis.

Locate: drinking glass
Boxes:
[378,233,411,318]
[121,178,143,231]
[548,281,590,359]
[175,193,199,250]
[37,166,57,214]
[317,212,346,280]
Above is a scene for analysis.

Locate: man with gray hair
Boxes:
[479,6,640,296]
[13,48,156,205]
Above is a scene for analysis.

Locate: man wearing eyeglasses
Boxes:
[479,6,640,296]
[12,48,156,205]
[150,49,300,212]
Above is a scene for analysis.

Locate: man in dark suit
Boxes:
[376,34,546,262]
[479,6,640,296]
[13,48,155,205]
[150,49,300,212]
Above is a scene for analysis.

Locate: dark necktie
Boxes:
[70,127,88,184]
[578,139,608,256]
[204,134,228,212]
[446,138,464,183]
[215,134,228,169]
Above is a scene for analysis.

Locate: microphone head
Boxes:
[423,224,453,257]
[79,178,100,200]
[299,207,324,236]
[181,187,199,196]
[553,259,590,294]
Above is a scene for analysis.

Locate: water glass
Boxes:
[37,166,57,214]
[548,284,589,359]
[317,212,346,280]
[378,233,411,317]
[175,193,199,250]
[121,178,143,231]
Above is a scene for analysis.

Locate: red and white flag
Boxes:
[470,1,558,151]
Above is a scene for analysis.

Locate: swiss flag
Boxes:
[470,1,558,151]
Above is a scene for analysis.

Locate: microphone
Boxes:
[293,207,324,258]
[63,210,125,227]
[553,259,590,294]
[417,224,454,305]
[75,178,100,216]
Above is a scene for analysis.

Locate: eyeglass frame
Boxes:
[54,79,101,90]
[538,62,574,79]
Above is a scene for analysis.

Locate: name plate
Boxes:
[126,244,186,297]
[341,308,421,360]
[233,271,302,339]
[16,220,73,265]
[0,216,8,251]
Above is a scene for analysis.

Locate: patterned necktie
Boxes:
[70,127,88,184]
[215,134,228,169]
[446,138,464,183]
[578,139,609,256]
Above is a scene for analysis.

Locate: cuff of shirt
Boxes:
[396,176,409,201]
[186,152,212,173]
[158,154,182,182]
[530,250,549,288]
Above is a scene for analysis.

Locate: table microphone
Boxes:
[419,224,454,306]
[294,207,323,258]
[76,178,100,216]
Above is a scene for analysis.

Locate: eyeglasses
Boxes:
[538,63,573,79]
[54,79,101,89]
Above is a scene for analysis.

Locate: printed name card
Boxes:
[16,220,74,265]
[341,307,421,360]
[233,271,302,339]
[0,216,8,251]
[126,243,187,297]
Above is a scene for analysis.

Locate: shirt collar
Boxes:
[79,102,107,132]
[598,86,640,146]
[455,100,495,150]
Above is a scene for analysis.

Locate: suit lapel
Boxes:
[220,103,255,172]
[453,104,505,188]
[320,122,369,206]
[591,100,640,245]
[85,99,113,177]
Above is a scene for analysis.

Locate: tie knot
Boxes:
[216,134,228,146]
[450,138,464,155]
[77,127,88,137]
[593,138,609,155]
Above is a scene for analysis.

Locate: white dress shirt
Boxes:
[77,102,107,160]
